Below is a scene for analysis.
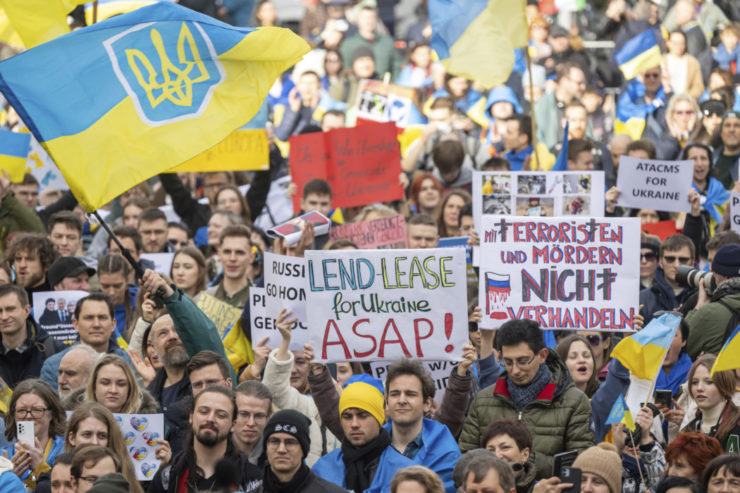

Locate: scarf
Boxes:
[341,428,391,493]
[507,363,552,411]
[262,463,311,493]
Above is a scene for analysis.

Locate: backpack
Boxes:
[715,299,740,346]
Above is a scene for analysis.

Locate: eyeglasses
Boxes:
[502,354,537,370]
[237,411,268,422]
[585,335,603,347]
[640,252,657,262]
[266,437,301,450]
[15,407,49,419]
[662,255,691,265]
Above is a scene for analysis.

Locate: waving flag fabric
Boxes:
[0,128,30,182]
[612,312,680,381]
[711,324,740,375]
[605,394,636,431]
[0,0,85,48]
[0,2,309,211]
[615,28,662,81]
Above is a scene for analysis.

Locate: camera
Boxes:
[675,266,716,296]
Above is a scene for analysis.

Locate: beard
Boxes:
[195,424,229,447]
[161,344,188,367]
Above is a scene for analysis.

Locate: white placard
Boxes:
[305,249,468,362]
[478,216,640,331]
[249,287,307,351]
[32,290,89,345]
[264,253,307,328]
[140,253,175,276]
[115,413,164,481]
[731,192,740,235]
[370,360,451,405]
[615,156,694,213]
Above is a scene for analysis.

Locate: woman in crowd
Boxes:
[322,49,344,91]
[64,402,146,493]
[703,455,740,493]
[2,379,66,491]
[98,254,137,341]
[683,355,740,452]
[663,94,701,159]
[481,419,536,493]
[664,432,724,481]
[395,41,434,94]
[390,466,444,493]
[576,332,613,380]
[437,189,471,238]
[64,354,159,415]
[205,209,242,279]
[555,335,600,397]
[170,246,208,300]
[683,142,729,241]
[214,185,252,227]
[407,173,443,218]
[664,31,704,100]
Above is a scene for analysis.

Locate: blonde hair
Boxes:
[86,354,142,413]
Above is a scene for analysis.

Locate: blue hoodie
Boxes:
[484,86,523,155]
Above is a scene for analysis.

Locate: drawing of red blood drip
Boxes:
[486,273,511,320]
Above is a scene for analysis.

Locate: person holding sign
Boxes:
[458,319,593,479]
[312,374,415,492]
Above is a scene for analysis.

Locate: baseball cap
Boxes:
[47,257,96,287]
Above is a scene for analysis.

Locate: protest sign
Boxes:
[472,170,605,233]
[289,122,404,212]
[114,413,164,481]
[264,253,308,330]
[731,192,740,235]
[641,220,678,241]
[329,214,407,249]
[195,293,242,337]
[166,129,269,173]
[140,252,174,276]
[249,287,307,350]
[615,156,693,213]
[305,249,468,362]
[437,236,477,284]
[478,216,640,331]
[356,80,417,128]
[32,290,87,345]
[370,360,451,405]
[267,211,331,246]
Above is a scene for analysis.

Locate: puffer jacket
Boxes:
[639,267,696,325]
[686,277,740,359]
[62,386,160,413]
[458,351,594,479]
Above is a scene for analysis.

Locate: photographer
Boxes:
[686,244,740,359]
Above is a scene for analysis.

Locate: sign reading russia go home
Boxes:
[615,156,694,213]
[305,249,468,362]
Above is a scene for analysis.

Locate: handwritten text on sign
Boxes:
[289,121,404,212]
[306,249,468,362]
[731,192,740,235]
[264,252,308,331]
[249,287,307,351]
[478,216,640,331]
[615,156,694,213]
[329,214,407,249]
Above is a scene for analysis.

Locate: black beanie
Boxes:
[263,409,311,458]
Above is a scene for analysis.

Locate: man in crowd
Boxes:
[57,344,98,399]
[0,284,63,388]
[339,6,402,80]
[535,63,586,149]
[459,319,593,478]
[313,374,415,491]
[502,114,533,172]
[148,386,263,492]
[167,221,191,250]
[205,225,252,308]
[47,257,95,292]
[137,208,173,254]
[263,409,348,493]
[187,350,233,395]
[7,233,57,295]
[11,174,39,210]
[406,214,439,249]
[233,381,273,466]
[461,454,516,493]
[47,211,83,258]
[715,110,740,189]
[274,71,324,140]
[70,446,122,493]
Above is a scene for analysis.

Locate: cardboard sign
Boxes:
[167,129,269,172]
[249,287,307,351]
[356,80,417,128]
[140,252,174,276]
[305,249,468,362]
[478,216,640,331]
[195,293,242,337]
[32,290,88,345]
[615,156,694,213]
[264,253,308,329]
[266,211,331,246]
[370,360,451,405]
[731,192,740,235]
[329,214,407,249]
[289,122,404,212]
[472,170,605,233]
[114,413,164,481]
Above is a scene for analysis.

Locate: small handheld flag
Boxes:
[605,394,636,431]
[615,28,662,81]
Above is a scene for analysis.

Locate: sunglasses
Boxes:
[662,255,691,264]
[641,252,657,261]
[585,335,602,347]
[469,321,479,332]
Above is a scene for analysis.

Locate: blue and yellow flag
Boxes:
[615,28,662,81]
[0,0,85,49]
[429,0,527,88]
[0,128,30,182]
[711,323,740,375]
[611,311,680,381]
[222,318,253,371]
[0,2,309,212]
[83,0,168,25]
[550,121,569,172]
[605,394,636,431]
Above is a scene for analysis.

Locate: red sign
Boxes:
[289,122,404,212]
[641,220,678,241]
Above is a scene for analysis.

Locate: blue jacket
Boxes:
[1,435,65,492]
[590,358,630,441]
[312,444,415,493]
[385,418,460,493]
[40,339,130,390]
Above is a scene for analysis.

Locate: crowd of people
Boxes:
[1,0,740,492]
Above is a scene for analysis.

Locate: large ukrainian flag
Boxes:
[0,2,309,212]
[611,312,680,381]
[0,128,30,182]
[429,0,527,89]
[615,28,662,81]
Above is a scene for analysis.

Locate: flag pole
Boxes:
[92,0,99,24]
[525,49,541,171]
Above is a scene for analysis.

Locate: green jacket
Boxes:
[164,288,237,384]
[0,192,44,255]
[339,32,402,80]
[458,351,594,479]
[686,277,740,360]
